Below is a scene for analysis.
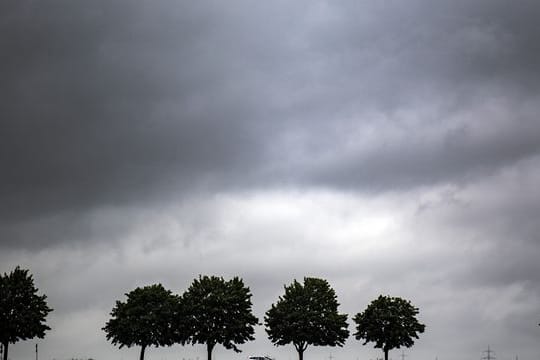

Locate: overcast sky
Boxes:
[1,1,540,360]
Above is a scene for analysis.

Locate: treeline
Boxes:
[0,268,425,360]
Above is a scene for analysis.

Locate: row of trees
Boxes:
[0,267,425,360]
[104,276,425,360]
[104,277,259,360]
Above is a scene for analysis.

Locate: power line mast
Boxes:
[482,345,496,360]
[400,350,407,360]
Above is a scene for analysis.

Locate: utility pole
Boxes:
[482,345,495,360]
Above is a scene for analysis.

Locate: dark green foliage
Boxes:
[103,284,182,360]
[353,295,425,360]
[0,266,53,360]
[182,275,258,360]
[264,277,349,360]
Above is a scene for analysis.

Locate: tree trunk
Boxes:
[298,348,304,360]
[3,342,8,360]
[384,348,389,360]
[207,342,215,360]
[139,344,146,360]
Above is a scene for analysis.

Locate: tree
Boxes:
[353,295,425,360]
[103,284,183,360]
[265,277,349,360]
[182,275,258,360]
[0,266,53,360]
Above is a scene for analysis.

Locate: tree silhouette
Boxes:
[0,266,53,360]
[182,275,258,360]
[103,284,182,360]
[265,277,349,360]
[353,295,425,360]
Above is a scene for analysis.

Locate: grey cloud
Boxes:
[314,0,540,95]
[305,106,540,191]
[1,2,279,200]
[3,0,540,231]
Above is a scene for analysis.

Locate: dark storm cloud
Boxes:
[0,1,274,222]
[283,0,540,189]
[307,106,540,190]
[316,0,540,94]
[2,0,540,247]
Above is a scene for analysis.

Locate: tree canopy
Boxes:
[264,277,349,360]
[0,266,53,360]
[182,275,258,360]
[103,283,182,360]
[353,295,425,360]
